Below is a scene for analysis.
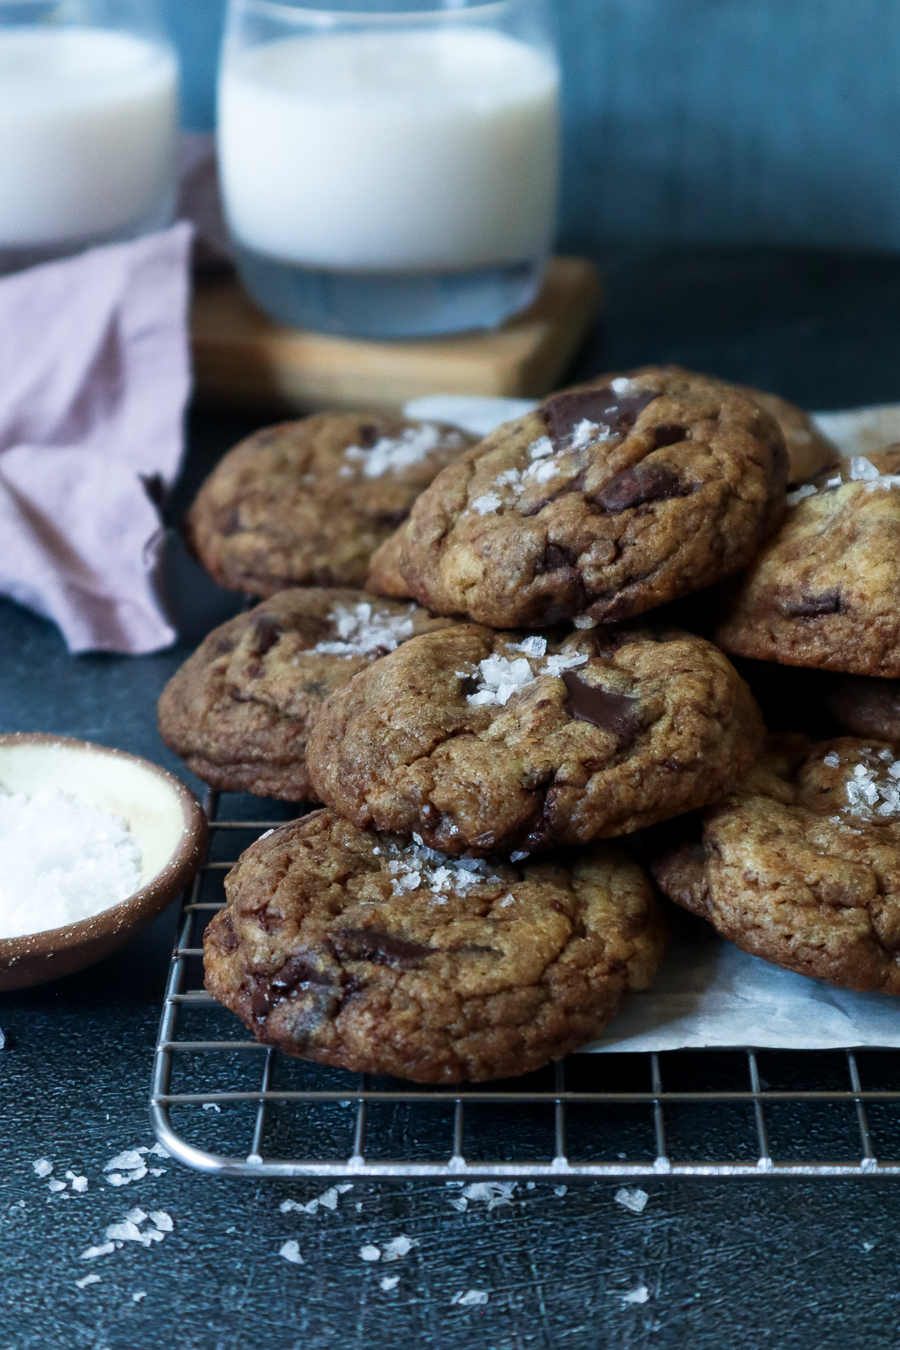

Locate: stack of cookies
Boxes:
[158,365,900,1085]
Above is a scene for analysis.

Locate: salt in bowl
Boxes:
[0,734,207,991]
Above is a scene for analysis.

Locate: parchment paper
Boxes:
[405,393,900,1051]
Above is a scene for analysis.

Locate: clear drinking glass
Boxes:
[0,0,179,274]
[218,0,559,338]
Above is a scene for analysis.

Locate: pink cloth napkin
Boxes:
[0,221,193,654]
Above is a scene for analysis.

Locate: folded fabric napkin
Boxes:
[0,221,193,654]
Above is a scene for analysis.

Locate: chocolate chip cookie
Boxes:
[306,623,764,855]
[392,367,788,628]
[203,809,669,1083]
[157,589,454,799]
[715,448,900,677]
[650,735,900,993]
[186,414,476,595]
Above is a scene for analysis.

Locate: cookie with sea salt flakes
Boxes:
[391,367,788,628]
[714,447,900,677]
[157,588,455,800]
[185,413,476,596]
[649,735,900,993]
[203,809,669,1083]
[306,622,764,855]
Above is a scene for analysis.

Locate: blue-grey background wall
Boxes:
[163,0,900,252]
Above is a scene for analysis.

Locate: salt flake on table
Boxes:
[620,1285,650,1305]
[460,1181,516,1210]
[32,1159,53,1178]
[48,1178,66,1193]
[381,1235,417,1262]
[133,1291,146,1303]
[615,1187,649,1214]
[380,1276,400,1291]
[104,1149,145,1172]
[75,1274,101,1289]
[202,1103,221,1112]
[80,1242,116,1261]
[66,1171,88,1193]
[451,1290,489,1307]
[360,1245,381,1262]
[279,1240,304,1265]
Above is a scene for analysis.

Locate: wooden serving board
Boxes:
[190,256,601,415]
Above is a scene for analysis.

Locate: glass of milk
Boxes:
[218,0,559,338]
[0,0,179,274]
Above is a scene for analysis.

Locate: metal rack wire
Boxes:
[150,791,900,1178]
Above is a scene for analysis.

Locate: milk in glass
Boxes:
[0,27,177,255]
[217,22,559,336]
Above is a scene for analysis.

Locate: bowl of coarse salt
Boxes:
[0,734,207,991]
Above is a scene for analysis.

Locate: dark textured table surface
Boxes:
[2,248,900,1350]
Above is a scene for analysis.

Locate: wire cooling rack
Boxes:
[150,790,900,1178]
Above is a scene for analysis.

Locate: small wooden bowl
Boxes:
[0,734,207,992]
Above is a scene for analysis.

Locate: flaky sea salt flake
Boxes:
[451,1290,489,1307]
[80,1242,116,1261]
[472,492,502,515]
[620,1285,650,1306]
[615,1187,649,1214]
[75,1274,101,1289]
[786,484,818,506]
[279,1240,304,1265]
[381,1235,417,1262]
[32,1159,53,1178]
[461,1181,516,1210]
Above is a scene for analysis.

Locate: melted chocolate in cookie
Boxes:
[542,386,659,449]
[332,928,432,969]
[595,463,689,513]
[563,671,640,742]
[779,590,842,618]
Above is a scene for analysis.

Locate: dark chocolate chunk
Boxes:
[563,671,641,742]
[595,463,687,513]
[652,424,688,448]
[272,951,335,992]
[542,386,659,449]
[219,507,243,537]
[781,590,842,618]
[356,423,381,449]
[214,635,236,656]
[216,913,239,954]
[333,928,433,970]
[252,613,282,656]
[458,675,480,697]
[535,542,578,574]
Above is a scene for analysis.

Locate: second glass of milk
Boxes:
[0,0,178,274]
[219,0,559,338]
